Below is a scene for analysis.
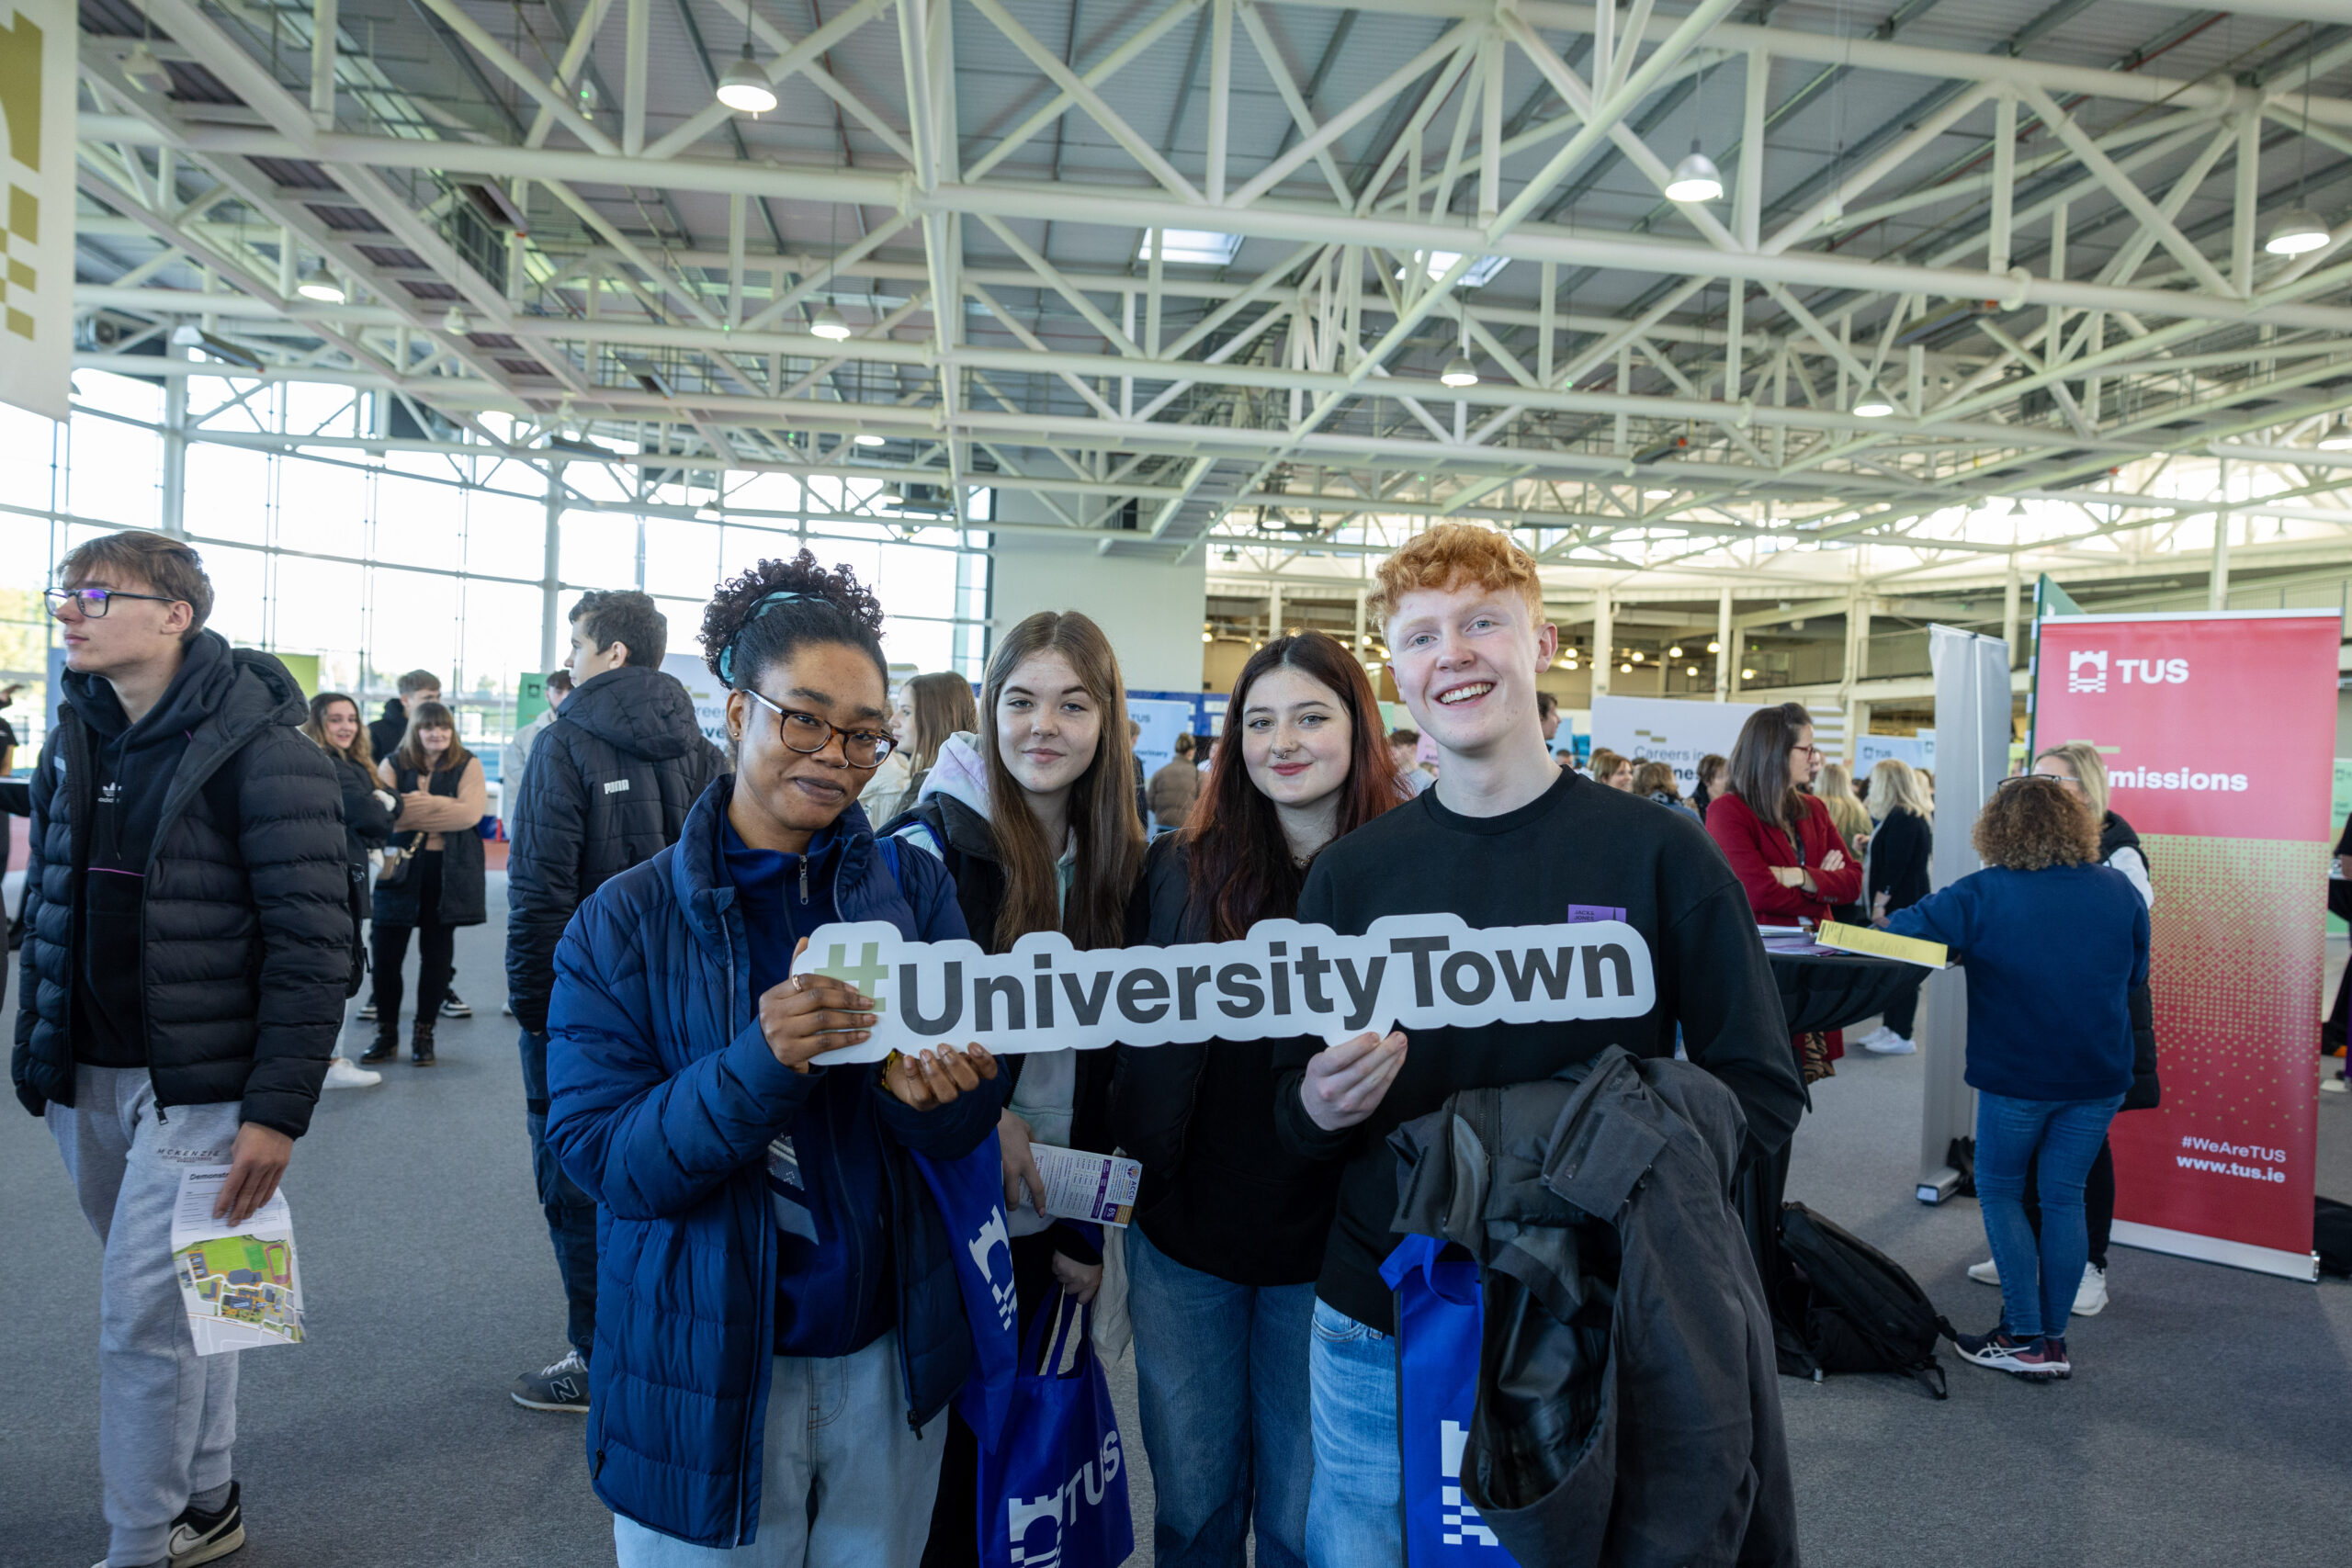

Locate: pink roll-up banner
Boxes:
[2032,611,2341,1280]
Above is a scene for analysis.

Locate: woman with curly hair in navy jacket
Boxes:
[545,552,1006,1564]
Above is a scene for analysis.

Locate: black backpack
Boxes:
[1772,1202,1954,1399]
[2316,1197,2352,1279]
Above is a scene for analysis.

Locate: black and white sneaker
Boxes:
[513,1348,590,1412]
[1954,1325,2064,1379]
[168,1480,245,1566]
[440,990,473,1019]
[356,998,377,1022]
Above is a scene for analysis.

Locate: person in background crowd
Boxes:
[1883,776,2146,1381]
[1537,690,1560,746]
[368,667,437,761]
[857,680,921,824]
[545,552,1003,1565]
[1117,632,1401,1568]
[365,701,485,1068]
[498,668,572,840]
[1961,741,2157,1317]
[1386,728,1431,795]
[504,590,720,1413]
[1857,758,1933,1055]
[1148,729,1202,831]
[1272,525,1804,1568]
[1708,702,1861,1082]
[17,530,349,1568]
[360,668,476,1025]
[1690,751,1728,819]
[1918,768,1937,808]
[888,610,1148,1568]
[2326,807,2352,1077]
[301,692,396,1089]
[1633,760,1698,818]
[1132,717,1152,826]
[1588,747,1634,790]
[867,670,978,825]
[1815,761,1872,857]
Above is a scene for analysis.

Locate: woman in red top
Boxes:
[1705,702,1862,1077]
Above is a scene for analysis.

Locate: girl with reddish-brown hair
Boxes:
[1113,631,1400,1568]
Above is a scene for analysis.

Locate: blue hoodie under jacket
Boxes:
[545,774,1004,1549]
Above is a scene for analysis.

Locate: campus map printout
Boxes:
[170,1168,306,1357]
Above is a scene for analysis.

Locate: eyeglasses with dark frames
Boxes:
[46,586,183,619]
[743,687,894,766]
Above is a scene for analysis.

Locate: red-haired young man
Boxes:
[1271,524,1805,1566]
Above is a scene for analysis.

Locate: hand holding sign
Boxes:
[883,1043,999,1111]
[1301,1030,1409,1133]
[762,937,880,1071]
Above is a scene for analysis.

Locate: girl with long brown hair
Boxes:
[1114,632,1400,1567]
[895,610,1147,1565]
[365,699,486,1066]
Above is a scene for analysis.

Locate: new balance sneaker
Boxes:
[322,1055,381,1090]
[513,1348,590,1412]
[1954,1326,2064,1379]
[1967,1258,2000,1285]
[440,990,473,1020]
[1862,1030,1916,1055]
[2073,1262,2109,1317]
[168,1480,245,1566]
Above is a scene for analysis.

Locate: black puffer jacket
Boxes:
[327,752,395,868]
[506,663,722,1035]
[12,635,351,1137]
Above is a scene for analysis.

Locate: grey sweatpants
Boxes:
[49,1064,245,1568]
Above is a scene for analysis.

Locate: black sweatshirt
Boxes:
[1273,767,1808,1327]
[1867,807,1932,914]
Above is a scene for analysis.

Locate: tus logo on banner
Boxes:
[2067,649,2188,694]
[1005,1431,1124,1568]
[793,912,1660,1063]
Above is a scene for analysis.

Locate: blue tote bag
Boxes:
[908,1132,1021,1450]
[1381,1235,1522,1567]
[978,1292,1133,1568]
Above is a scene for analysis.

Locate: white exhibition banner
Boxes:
[790,914,1658,1064]
[1589,695,1763,789]
[662,651,732,750]
[1852,731,1934,773]
[0,0,74,420]
[1127,696,1195,786]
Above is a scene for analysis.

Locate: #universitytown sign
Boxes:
[791,913,1660,1064]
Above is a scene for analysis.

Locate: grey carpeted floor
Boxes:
[2,873,2346,1567]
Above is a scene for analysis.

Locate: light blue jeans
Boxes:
[1304,1299,1403,1568]
[1973,1089,2124,1341]
[1127,1226,1315,1568]
[613,1330,940,1567]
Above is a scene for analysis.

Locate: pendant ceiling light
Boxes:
[1851,391,1894,418]
[810,305,852,341]
[718,45,778,114]
[2265,209,2330,255]
[1440,355,1479,389]
[1664,143,1724,203]
[2316,417,2352,450]
[296,261,345,303]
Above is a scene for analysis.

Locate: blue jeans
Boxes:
[1305,1300,1402,1568]
[520,1029,599,1356]
[1973,1089,2123,1340]
[1128,1227,1314,1568]
[613,1331,943,1566]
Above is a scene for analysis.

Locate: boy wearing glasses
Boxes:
[17,530,349,1568]
[505,589,724,1412]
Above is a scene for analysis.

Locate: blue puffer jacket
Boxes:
[546,775,1004,1548]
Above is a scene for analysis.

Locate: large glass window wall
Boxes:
[0,370,992,768]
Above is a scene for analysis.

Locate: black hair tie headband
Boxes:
[718,589,820,684]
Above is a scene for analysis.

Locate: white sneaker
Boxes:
[323,1055,381,1089]
[1864,1031,1916,1055]
[1967,1258,2000,1285]
[2324,1076,2347,1094]
[2074,1262,2109,1317]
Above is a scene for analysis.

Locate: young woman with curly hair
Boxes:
[542,549,1004,1564]
[1114,631,1402,1568]
[1879,775,2149,1382]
